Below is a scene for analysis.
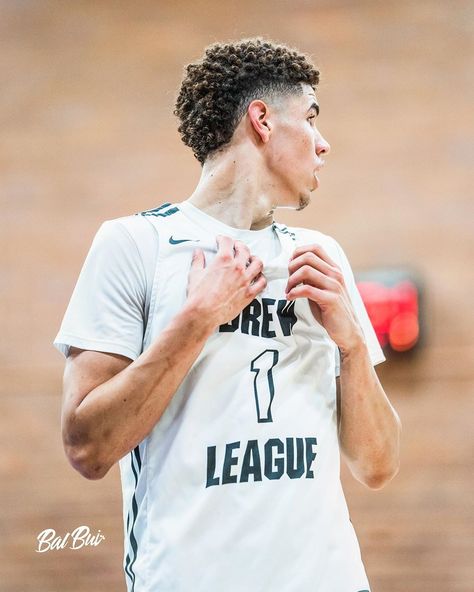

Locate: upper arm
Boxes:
[61,346,132,445]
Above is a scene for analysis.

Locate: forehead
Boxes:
[300,84,318,106]
[282,84,319,114]
[302,83,316,99]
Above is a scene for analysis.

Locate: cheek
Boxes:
[268,126,314,171]
[268,133,295,168]
[301,129,315,155]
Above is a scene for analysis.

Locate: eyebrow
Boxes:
[307,102,320,116]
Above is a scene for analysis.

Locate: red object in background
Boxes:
[356,270,423,354]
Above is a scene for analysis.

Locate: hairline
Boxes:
[235,81,314,123]
[203,82,316,165]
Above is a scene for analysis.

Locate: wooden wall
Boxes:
[1,1,472,590]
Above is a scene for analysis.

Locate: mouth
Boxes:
[312,160,324,189]
[314,159,325,173]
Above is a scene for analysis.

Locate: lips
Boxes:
[314,159,325,173]
[311,160,324,190]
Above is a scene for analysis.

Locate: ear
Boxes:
[247,100,272,144]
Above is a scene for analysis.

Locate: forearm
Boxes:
[337,339,401,489]
[70,300,215,477]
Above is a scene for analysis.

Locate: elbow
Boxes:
[363,461,400,490]
[64,441,110,481]
[62,412,111,480]
[365,417,402,490]
[364,470,398,490]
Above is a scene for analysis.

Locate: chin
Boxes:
[296,192,311,211]
[276,185,312,211]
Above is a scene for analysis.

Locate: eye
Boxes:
[307,115,316,125]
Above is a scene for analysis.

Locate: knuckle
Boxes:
[245,284,255,298]
[234,262,246,275]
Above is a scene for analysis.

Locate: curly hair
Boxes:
[174,37,320,165]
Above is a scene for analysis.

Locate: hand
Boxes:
[186,234,267,329]
[285,243,365,352]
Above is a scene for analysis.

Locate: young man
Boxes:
[54,38,401,592]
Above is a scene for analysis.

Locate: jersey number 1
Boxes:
[250,349,279,423]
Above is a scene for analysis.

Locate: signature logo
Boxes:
[36,525,105,552]
[169,236,200,244]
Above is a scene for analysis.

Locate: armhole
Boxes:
[141,218,160,343]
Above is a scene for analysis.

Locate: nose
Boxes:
[316,134,330,157]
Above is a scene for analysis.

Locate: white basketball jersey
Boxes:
[119,201,372,592]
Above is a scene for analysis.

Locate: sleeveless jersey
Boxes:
[119,201,372,592]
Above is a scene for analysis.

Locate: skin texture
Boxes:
[62,82,401,487]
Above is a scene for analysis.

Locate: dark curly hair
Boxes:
[174,37,320,165]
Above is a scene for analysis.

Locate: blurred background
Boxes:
[1,1,473,590]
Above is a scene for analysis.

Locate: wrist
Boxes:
[181,298,217,337]
[338,331,367,361]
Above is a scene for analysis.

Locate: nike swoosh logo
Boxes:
[169,236,200,244]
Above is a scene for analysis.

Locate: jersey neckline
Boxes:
[178,199,277,241]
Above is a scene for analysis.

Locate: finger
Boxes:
[215,234,235,260]
[245,255,264,281]
[190,248,206,269]
[288,251,343,283]
[290,243,339,268]
[286,265,339,295]
[246,272,267,297]
[287,283,335,304]
[233,239,251,266]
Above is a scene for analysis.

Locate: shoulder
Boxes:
[85,210,162,287]
[97,203,176,254]
[92,200,186,267]
[105,212,157,244]
[116,201,183,243]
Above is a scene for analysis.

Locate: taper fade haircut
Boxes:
[174,37,320,165]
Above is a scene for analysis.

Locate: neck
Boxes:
[186,146,277,231]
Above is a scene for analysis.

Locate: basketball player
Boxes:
[54,38,401,592]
